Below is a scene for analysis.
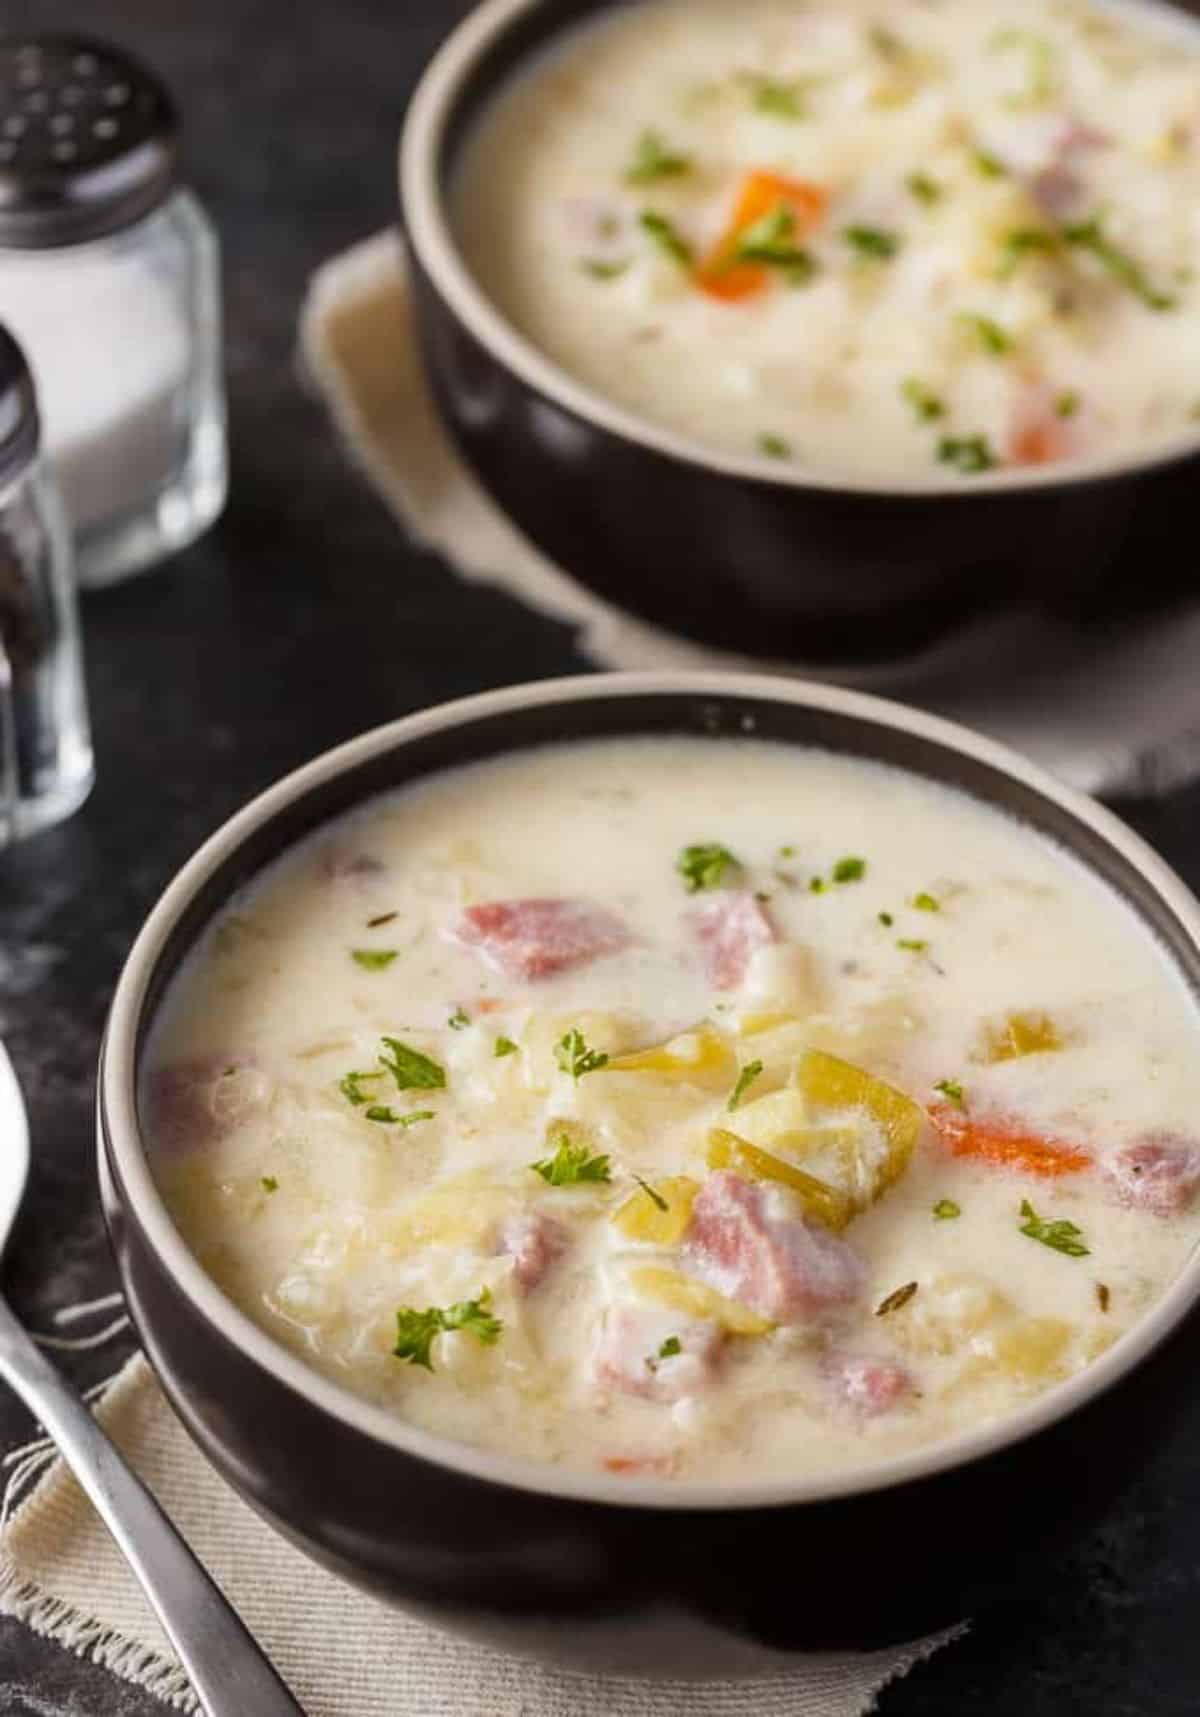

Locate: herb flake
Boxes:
[633,1174,669,1213]
[639,209,693,265]
[351,948,398,971]
[494,1036,519,1058]
[938,434,997,475]
[933,1198,961,1220]
[532,1135,612,1187]
[380,1037,446,1091]
[658,1335,682,1359]
[260,1175,278,1193]
[758,432,793,459]
[728,1059,764,1111]
[448,1007,470,1031]
[934,1078,964,1106]
[1063,217,1175,311]
[833,855,867,884]
[912,892,940,912]
[625,129,692,184]
[902,378,946,422]
[677,842,739,893]
[393,1289,503,1371]
[897,938,929,953]
[844,224,900,261]
[555,1028,610,1081]
[958,312,1013,356]
[906,171,942,206]
[1018,1198,1090,1257]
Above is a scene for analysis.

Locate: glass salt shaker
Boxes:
[0,35,226,589]
[0,323,92,844]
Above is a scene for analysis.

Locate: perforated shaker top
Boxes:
[0,35,178,248]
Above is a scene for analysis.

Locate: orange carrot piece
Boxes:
[930,1104,1092,1178]
[696,171,826,302]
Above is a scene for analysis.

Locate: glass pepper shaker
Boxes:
[0,35,226,589]
[0,323,92,843]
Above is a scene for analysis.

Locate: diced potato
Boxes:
[611,1175,700,1245]
[982,1317,1075,1385]
[381,1170,513,1253]
[796,1049,924,1201]
[728,1086,809,1149]
[888,1272,1016,1358]
[977,1011,1064,1063]
[706,1129,855,1231]
[629,1265,773,1336]
[607,1026,735,1087]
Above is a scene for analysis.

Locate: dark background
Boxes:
[2,1,1200,1711]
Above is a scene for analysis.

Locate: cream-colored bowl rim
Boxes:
[101,671,1200,1511]
[399,0,1200,497]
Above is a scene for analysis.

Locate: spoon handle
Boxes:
[0,1295,306,1715]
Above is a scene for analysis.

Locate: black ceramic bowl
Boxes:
[399,0,1200,667]
[99,672,1200,1673]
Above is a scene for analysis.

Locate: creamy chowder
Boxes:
[147,738,1200,1483]
[453,0,1200,480]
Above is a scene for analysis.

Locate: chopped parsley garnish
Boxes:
[448,1007,470,1030]
[996,227,1058,279]
[972,147,1008,179]
[1018,1198,1090,1257]
[1096,1282,1111,1312]
[677,842,740,893]
[554,1028,610,1080]
[809,876,828,894]
[778,845,797,859]
[625,129,692,184]
[339,1069,382,1107]
[934,1078,965,1106]
[758,433,793,459]
[494,1036,519,1058]
[365,1105,401,1123]
[906,171,943,206]
[734,204,818,282]
[912,891,940,912]
[878,910,895,928]
[957,312,1013,357]
[658,1335,682,1359]
[933,1198,961,1220]
[351,948,398,971]
[366,911,398,928]
[743,74,813,120]
[897,938,928,953]
[1063,217,1176,311]
[876,1281,919,1316]
[937,434,997,475]
[366,1106,435,1127]
[832,855,867,884]
[633,1174,669,1213]
[260,1175,279,1193]
[1056,390,1081,419]
[728,1059,764,1111]
[581,259,630,281]
[393,1289,502,1371]
[639,209,693,265]
[379,1037,446,1091]
[843,224,900,261]
[532,1134,612,1186]
[902,378,946,422]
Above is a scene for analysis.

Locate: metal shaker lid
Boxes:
[0,323,38,488]
[0,35,177,248]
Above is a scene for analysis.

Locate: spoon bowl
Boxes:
[0,1042,28,1255]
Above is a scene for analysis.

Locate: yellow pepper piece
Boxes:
[611,1175,699,1246]
[978,1010,1063,1063]
[629,1265,773,1336]
[706,1129,855,1232]
[607,1026,734,1087]
[795,1049,923,1198]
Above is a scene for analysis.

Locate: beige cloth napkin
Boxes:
[299,229,1200,800]
[0,1348,962,1714]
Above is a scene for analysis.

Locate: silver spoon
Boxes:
[0,1040,306,1715]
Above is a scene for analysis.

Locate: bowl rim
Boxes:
[398,0,1200,499]
[102,669,1200,1512]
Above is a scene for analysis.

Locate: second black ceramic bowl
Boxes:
[399,0,1200,666]
[100,672,1200,1676]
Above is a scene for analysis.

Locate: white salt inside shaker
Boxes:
[0,36,226,588]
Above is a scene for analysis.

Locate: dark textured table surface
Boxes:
[2,1,1200,1711]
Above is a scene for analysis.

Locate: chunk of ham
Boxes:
[590,1302,723,1404]
[143,1058,268,1154]
[1029,118,1112,220]
[1105,1133,1200,1217]
[685,1172,866,1324]
[451,898,631,981]
[824,1351,913,1418]
[689,892,778,990]
[501,1210,569,1293]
